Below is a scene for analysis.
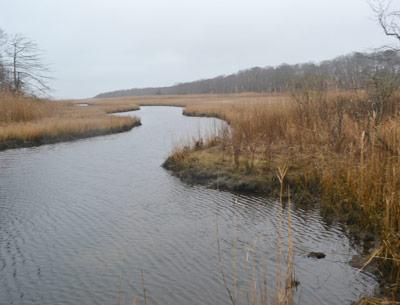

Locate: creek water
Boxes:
[0,106,376,305]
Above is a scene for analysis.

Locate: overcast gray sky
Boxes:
[0,0,395,99]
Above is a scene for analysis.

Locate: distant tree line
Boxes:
[95,0,400,99]
[0,28,49,96]
[95,50,400,98]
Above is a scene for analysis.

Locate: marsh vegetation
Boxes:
[164,87,400,303]
[1,2,400,304]
[0,93,140,150]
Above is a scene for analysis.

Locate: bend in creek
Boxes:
[0,106,376,305]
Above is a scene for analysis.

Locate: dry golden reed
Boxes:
[162,90,399,302]
[0,93,140,148]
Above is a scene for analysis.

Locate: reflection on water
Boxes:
[0,107,375,305]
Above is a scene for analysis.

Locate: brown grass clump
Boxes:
[0,93,140,150]
[0,94,60,123]
[354,297,400,305]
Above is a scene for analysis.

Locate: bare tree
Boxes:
[369,0,400,45]
[367,1,400,123]
[5,34,50,94]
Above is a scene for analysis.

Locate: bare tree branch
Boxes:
[4,34,51,95]
[369,0,400,46]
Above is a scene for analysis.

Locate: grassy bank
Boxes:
[163,144,320,200]
[161,91,400,303]
[0,93,141,151]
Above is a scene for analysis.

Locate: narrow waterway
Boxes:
[0,106,376,305]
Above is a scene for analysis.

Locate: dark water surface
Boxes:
[0,107,376,305]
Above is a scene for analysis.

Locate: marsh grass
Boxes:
[0,93,60,122]
[355,298,400,305]
[0,93,140,150]
[164,91,400,302]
